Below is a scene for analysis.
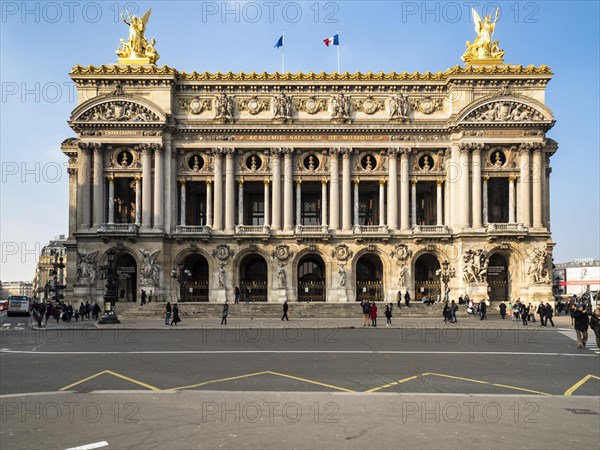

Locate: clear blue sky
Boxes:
[1,1,599,281]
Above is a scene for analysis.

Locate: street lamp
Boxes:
[171,263,191,301]
[50,249,66,303]
[436,260,456,302]
[99,249,120,324]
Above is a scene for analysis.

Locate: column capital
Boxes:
[519,142,544,153]
[329,147,341,157]
[224,147,235,157]
[180,180,186,186]
[135,176,141,182]
[281,147,294,156]
[483,176,490,182]
[206,179,212,185]
[436,180,443,187]
[379,179,386,186]
[264,179,270,185]
[353,179,360,186]
[459,142,484,152]
[67,168,77,177]
[340,147,352,157]
[387,147,400,157]
[107,175,114,182]
[508,176,516,182]
[239,179,244,186]
[322,179,328,186]
[296,179,302,186]
[78,142,100,153]
[270,147,283,156]
[399,147,412,156]
[139,143,153,155]
[411,179,417,186]
[152,143,164,154]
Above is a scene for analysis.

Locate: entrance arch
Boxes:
[240,254,268,302]
[115,252,137,302]
[487,253,509,301]
[297,254,326,302]
[182,254,209,301]
[356,254,383,301]
[414,254,441,301]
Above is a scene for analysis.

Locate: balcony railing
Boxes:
[295,225,330,235]
[174,225,211,235]
[235,225,271,236]
[486,223,527,233]
[413,225,450,234]
[353,225,389,234]
[98,223,139,234]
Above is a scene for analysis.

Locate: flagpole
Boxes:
[282,30,285,73]
[337,30,340,73]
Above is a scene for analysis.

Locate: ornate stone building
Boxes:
[61,12,557,305]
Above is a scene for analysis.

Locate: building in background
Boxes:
[32,236,68,301]
[554,259,600,298]
[2,281,33,298]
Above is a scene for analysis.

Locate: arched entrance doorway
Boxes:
[298,255,326,302]
[356,254,383,301]
[487,253,509,301]
[240,254,268,302]
[182,254,209,301]
[115,252,137,302]
[414,254,441,301]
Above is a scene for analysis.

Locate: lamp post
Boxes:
[50,249,66,303]
[171,263,191,301]
[99,249,120,324]
[436,260,456,302]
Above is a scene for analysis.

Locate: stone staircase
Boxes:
[116,301,465,319]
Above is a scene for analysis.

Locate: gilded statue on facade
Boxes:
[116,9,160,65]
[461,8,504,65]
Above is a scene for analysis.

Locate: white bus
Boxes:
[7,295,30,316]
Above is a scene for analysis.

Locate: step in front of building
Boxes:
[115,301,476,319]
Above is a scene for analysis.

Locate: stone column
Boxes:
[379,179,385,226]
[341,148,352,231]
[224,148,235,231]
[508,176,515,223]
[483,176,489,225]
[411,180,417,227]
[329,148,340,230]
[321,180,328,227]
[459,144,471,228]
[519,144,531,227]
[436,180,443,226]
[77,144,92,229]
[92,145,104,228]
[400,148,410,230]
[353,180,359,226]
[153,144,164,230]
[264,180,270,227]
[141,145,152,229]
[238,180,244,226]
[212,149,223,230]
[206,180,212,227]
[271,149,282,230]
[180,181,186,226]
[532,146,543,228]
[283,148,294,231]
[135,177,141,225]
[295,180,302,226]
[108,176,115,224]
[471,144,483,228]
[68,167,77,236]
[444,173,450,226]
[387,148,399,230]
[163,133,173,233]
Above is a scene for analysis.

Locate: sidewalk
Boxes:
[31,314,576,331]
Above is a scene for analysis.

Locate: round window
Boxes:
[303,154,320,170]
[246,154,263,170]
[188,154,204,171]
[117,150,133,167]
[418,154,433,171]
[360,154,376,170]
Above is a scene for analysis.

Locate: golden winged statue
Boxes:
[116,8,159,65]
[461,8,504,65]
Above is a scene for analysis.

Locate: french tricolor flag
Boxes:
[323,34,339,47]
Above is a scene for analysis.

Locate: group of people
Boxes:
[360,300,394,327]
[442,300,460,323]
[163,302,181,326]
[497,299,554,326]
[140,289,153,305]
[30,300,102,326]
[573,306,600,349]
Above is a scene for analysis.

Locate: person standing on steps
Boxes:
[499,302,507,319]
[404,290,410,308]
[221,302,229,325]
[385,304,392,326]
[234,286,240,304]
[282,300,289,321]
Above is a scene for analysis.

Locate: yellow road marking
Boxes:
[424,372,550,396]
[366,375,419,393]
[59,370,159,391]
[564,374,600,397]
[170,371,271,390]
[490,383,550,396]
[266,371,355,392]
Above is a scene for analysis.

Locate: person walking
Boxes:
[281,300,289,321]
[85,301,91,320]
[545,302,554,327]
[164,302,172,326]
[221,302,229,325]
[79,302,86,321]
[589,308,600,349]
[450,300,458,323]
[404,290,410,308]
[361,300,370,326]
[141,289,147,306]
[171,304,181,326]
[234,287,240,304]
[148,290,153,303]
[479,301,487,320]
[370,301,378,327]
[573,304,589,348]
[537,302,546,327]
[521,303,529,326]
[92,302,101,321]
[385,304,392,326]
[443,302,451,323]
[499,302,507,319]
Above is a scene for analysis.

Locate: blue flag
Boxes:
[274,35,283,48]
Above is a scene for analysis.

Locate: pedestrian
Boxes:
[450,300,458,323]
[361,300,370,326]
[171,304,181,326]
[120,289,125,302]
[396,290,402,309]
[85,301,91,319]
[92,302,101,320]
[282,300,289,321]
[370,301,378,327]
[479,300,487,320]
[443,302,450,323]
[234,286,240,304]
[164,302,172,326]
[537,302,546,327]
[141,289,147,306]
[404,290,410,308]
[245,288,250,304]
[521,303,529,326]
[79,302,86,321]
[385,304,392,326]
[508,302,513,318]
[545,302,554,327]
[569,302,577,326]
[148,290,153,303]
[221,302,229,325]
[499,302,507,319]
[514,301,521,322]
[573,304,589,348]
[589,308,600,349]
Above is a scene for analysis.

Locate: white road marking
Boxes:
[64,441,108,450]
[0,349,597,357]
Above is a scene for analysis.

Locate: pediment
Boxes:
[71,97,165,124]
